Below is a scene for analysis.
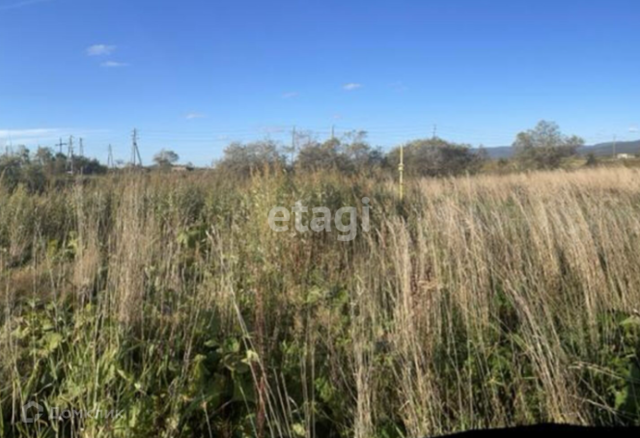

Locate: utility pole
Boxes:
[107,144,114,169]
[79,138,84,157]
[432,124,438,140]
[613,135,617,159]
[67,136,74,172]
[56,138,67,155]
[290,126,296,165]
[131,129,142,167]
[331,125,335,141]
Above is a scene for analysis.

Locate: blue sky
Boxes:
[1,0,639,166]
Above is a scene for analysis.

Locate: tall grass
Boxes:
[0,167,639,437]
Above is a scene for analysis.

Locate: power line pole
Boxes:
[79,138,84,157]
[331,125,335,141]
[67,136,74,172]
[290,126,296,165]
[131,129,142,167]
[107,144,114,169]
[56,138,67,155]
[432,124,438,140]
[613,135,617,159]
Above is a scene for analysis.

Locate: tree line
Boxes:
[214,129,488,177]
[0,121,587,191]
[0,146,106,192]
[215,120,586,176]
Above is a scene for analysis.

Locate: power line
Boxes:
[131,129,143,167]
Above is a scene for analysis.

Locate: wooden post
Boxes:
[399,145,404,200]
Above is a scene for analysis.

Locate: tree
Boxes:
[71,156,108,175]
[341,131,383,172]
[14,145,30,163]
[217,140,285,176]
[34,147,54,166]
[0,155,24,191]
[585,153,598,167]
[153,149,180,168]
[386,138,485,177]
[296,138,348,172]
[513,121,583,169]
[295,131,382,173]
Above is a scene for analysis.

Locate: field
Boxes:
[1,167,639,437]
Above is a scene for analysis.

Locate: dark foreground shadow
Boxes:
[439,424,640,438]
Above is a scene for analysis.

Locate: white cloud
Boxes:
[629,126,638,133]
[0,0,51,11]
[343,83,363,91]
[101,61,128,68]
[282,92,299,99]
[87,44,116,56]
[185,112,206,120]
[0,128,60,138]
[0,128,63,148]
[0,128,108,149]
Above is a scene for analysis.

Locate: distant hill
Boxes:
[478,140,640,159]
[579,140,640,157]
[478,146,513,159]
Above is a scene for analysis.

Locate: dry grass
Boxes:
[0,167,639,437]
